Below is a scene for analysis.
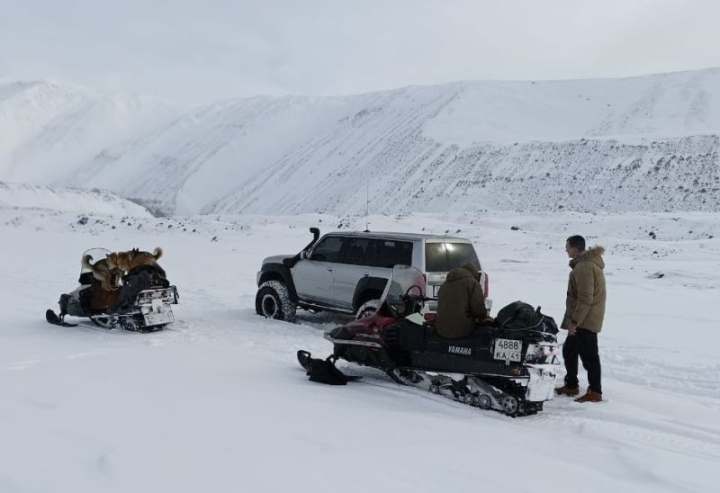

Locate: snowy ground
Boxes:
[1,208,718,493]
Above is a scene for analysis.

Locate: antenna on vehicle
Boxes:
[364,179,370,232]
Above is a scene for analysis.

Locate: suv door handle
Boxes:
[326,268,334,272]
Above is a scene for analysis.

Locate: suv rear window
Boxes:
[368,240,413,268]
[425,242,480,272]
[342,238,372,265]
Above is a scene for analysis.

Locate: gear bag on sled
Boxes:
[494,301,558,334]
[297,351,361,385]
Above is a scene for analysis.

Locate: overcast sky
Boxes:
[1,0,719,103]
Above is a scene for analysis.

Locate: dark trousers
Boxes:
[563,328,602,394]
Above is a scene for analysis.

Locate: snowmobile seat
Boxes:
[426,321,497,341]
[429,325,496,344]
[396,323,496,353]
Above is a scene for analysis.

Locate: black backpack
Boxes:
[297,351,361,385]
[495,301,558,334]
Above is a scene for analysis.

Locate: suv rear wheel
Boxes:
[356,298,381,320]
[256,281,297,322]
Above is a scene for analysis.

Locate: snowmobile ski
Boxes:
[45,309,78,327]
[297,351,362,385]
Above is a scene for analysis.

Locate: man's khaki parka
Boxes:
[563,246,607,333]
[435,263,487,339]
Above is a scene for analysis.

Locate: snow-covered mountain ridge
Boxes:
[1,69,719,216]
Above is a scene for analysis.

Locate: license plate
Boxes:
[494,338,522,362]
[144,309,174,326]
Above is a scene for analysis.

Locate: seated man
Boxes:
[435,263,488,339]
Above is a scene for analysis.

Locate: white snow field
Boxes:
[1,200,718,493]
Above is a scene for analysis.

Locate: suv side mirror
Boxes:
[300,251,308,260]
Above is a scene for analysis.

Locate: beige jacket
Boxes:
[563,246,607,333]
[435,264,487,339]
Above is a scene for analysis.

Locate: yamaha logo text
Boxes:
[448,345,472,356]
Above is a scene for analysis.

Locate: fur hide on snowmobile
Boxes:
[46,247,179,332]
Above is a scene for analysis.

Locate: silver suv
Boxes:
[255,228,491,322]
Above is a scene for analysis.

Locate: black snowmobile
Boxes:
[46,247,179,332]
[298,265,561,416]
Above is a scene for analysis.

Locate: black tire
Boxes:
[356,299,381,320]
[255,281,297,322]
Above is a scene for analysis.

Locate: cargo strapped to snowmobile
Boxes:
[297,350,361,385]
[494,301,558,334]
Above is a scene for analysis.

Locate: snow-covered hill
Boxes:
[0,181,151,216]
[2,69,719,216]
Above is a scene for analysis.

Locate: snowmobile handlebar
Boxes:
[399,294,434,304]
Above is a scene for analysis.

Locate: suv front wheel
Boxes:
[356,299,381,320]
[256,281,297,322]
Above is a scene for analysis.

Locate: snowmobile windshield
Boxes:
[379,266,426,318]
[80,248,111,275]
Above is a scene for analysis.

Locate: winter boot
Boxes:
[575,389,603,403]
[555,385,580,397]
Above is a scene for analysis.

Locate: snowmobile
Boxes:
[46,247,179,332]
[298,265,560,416]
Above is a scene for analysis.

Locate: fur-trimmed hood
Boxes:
[570,246,605,270]
[446,263,480,283]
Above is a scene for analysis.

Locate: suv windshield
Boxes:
[424,242,480,272]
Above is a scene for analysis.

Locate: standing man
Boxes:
[556,235,607,403]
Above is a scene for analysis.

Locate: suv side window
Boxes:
[309,236,345,262]
[368,239,413,268]
[310,236,345,262]
[342,238,371,265]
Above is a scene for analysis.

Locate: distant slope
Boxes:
[71,94,350,216]
[206,70,720,215]
[0,81,184,184]
[0,181,152,216]
[1,69,719,215]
